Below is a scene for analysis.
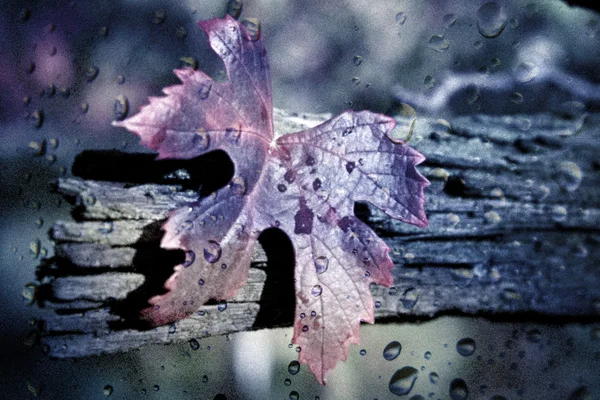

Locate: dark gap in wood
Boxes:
[252,227,296,329]
[71,149,234,196]
[109,220,185,330]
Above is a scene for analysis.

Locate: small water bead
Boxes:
[456,338,476,356]
[400,288,418,310]
[284,170,296,183]
[353,55,363,66]
[449,378,469,400]
[389,366,419,396]
[312,178,322,191]
[114,95,129,120]
[277,184,287,193]
[283,378,291,386]
[375,300,381,309]
[182,250,196,267]
[360,349,367,356]
[168,324,177,334]
[221,263,227,270]
[557,161,582,192]
[383,341,402,361]
[288,360,300,375]
[302,325,309,333]
[476,2,508,38]
[189,338,200,350]
[314,256,328,274]
[428,35,449,53]
[300,312,306,319]
[289,391,299,400]
[217,301,228,312]
[103,385,114,397]
[429,372,439,384]
[202,375,209,383]
[509,92,524,104]
[346,161,355,173]
[311,285,323,297]
[310,310,317,317]
[395,12,407,25]
[424,75,435,89]
[198,81,212,100]
[424,351,432,360]
[203,240,222,263]
[198,278,205,286]
[351,77,361,85]
[153,385,160,392]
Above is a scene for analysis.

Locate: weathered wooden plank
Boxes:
[35,111,600,359]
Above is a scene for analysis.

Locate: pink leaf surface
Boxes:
[113,15,428,384]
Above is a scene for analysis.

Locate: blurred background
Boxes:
[1,0,599,398]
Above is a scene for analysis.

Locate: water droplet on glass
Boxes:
[509,92,524,104]
[429,372,439,384]
[198,81,212,100]
[456,338,476,356]
[103,385,113,397]
[289,390,299,400]
[389,366,418,396]
[449,378,469,400]
[476,2,508,38]
[428,35,449,53]
[86,66,99,82]
[288,360,300,375]
[217,300,228,312]
[182,250,196,267]
[314,256,328,274]
[515,62,538,83]
[444,13,457,27]
[424,75,435,89]
[311,285,323,297]
[383,341,402,361]
[284,378,291,386]
[396,12,407,25]
[114,95,129,121]
[557,161,582,192]
[189,338,200,350]
[360,349,367,356]
[353,55,363,66]
[203,240,222,263]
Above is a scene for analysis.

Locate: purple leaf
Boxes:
[113,15,429,384]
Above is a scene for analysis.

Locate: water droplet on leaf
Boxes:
[203,241,222,263]
[217,301,228,312]
[353,55,363,66]
[288,360,300,375]
[182,250,196,267]
[311,285,323,297]
[314,256,328,274]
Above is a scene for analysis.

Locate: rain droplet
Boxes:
[395,12,407,25]
[203,241,222,263]
[114,95,129,121]
[231,176,246,195]
[400,288,418,310]
[428,35,449,53]
[353,55,363,66]
[312,178,322,191]
[288,360,300,375]
[217,300,228,312]
[311,285,323,297]
[383,341,402,361]
[449,378,469,400]
[103,385,113,397]
[346,161,356,173]
[314,256,328,274]
[277,184,287,193]
[389,366,418,396]
[182,250,196,267]
[557,161,582,192]
[198,81,212,100]
[86,66,99,82]
[444,13,457,28]
[284,170,296,183]
[429,372,439,384]
[189,338,200,350]
[515,62,538,83]
[456,338,476,356]
[476,2,508,38]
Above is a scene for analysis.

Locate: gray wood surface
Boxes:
[35,109,600,358]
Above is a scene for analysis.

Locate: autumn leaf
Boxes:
[113,15,428,384]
